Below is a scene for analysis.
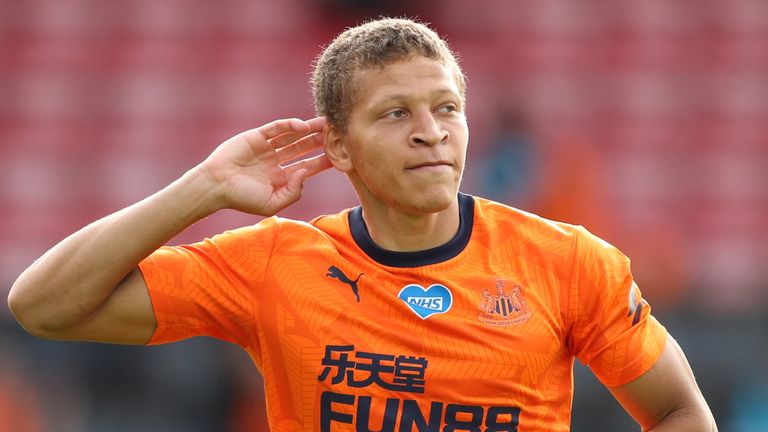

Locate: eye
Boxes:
[385,109,408,119]
[437,104,458,114]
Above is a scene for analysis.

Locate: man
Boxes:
[8,18,716,431]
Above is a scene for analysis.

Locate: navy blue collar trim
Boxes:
[347,193,475,268]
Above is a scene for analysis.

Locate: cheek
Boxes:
[455,121,469,145]
[348,147,378,178]
[358,154,396,182]
[351,149,402,190]
[453,127,469,162]
[349,140,391,170]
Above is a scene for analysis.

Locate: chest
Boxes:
[258,251,570,394]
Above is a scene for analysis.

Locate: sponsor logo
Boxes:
[317,345,521,431]
[398,284,453,319]
[478,278,532,327]
[320,392,520,432]
[326,265,363,302]
[318,345,427,393]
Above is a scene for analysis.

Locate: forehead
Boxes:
[351,56,462,108]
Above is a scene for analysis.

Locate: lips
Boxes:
[406,160,453,170]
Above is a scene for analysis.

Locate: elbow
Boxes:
[699,416,718,432]
[7,282,28,326]
[706,412,718,432]
[7,283,41,337]
[678,404,719,432]
[647,404,718,432]
[7,281,63,339]
[698,394,718,432]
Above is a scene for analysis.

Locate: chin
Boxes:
[397,188,457,215]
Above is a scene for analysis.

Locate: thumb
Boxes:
[276,168,309,206]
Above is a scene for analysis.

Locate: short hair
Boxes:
[312,17,466,132]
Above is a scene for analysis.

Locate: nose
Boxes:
[409,109,449,147]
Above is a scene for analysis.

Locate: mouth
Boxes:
[406,160,453,171]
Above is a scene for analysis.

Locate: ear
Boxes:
[323,123,354,172]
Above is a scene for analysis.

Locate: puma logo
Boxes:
[326,266,363,302]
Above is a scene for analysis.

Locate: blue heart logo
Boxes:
[398,284,453,319]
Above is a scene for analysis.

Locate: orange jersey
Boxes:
[138,194,667,431]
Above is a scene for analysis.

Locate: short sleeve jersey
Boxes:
[138,194,667,432]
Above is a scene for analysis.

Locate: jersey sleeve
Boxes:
[567,226,668,387]
[137,217,280,348]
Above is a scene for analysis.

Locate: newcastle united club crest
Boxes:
[478,278,532,327]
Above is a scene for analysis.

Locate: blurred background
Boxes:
[1,0,766,430]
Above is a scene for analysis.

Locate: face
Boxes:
[333,56,469,216]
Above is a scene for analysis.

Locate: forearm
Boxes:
[8,118,326,338]
[8,167,222,333]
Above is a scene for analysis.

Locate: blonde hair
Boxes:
[312,18,466,132]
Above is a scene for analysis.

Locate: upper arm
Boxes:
[45,268,157,345]
[608,334,716,431]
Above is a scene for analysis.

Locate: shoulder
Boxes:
[308,207,353,233]
[268,208,355,248]
[223,207,352,238]
[192,211,353,263]
[471,195,582,247]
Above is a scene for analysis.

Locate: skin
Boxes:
[324,56,469,251]
[7,55,716,430]
[610,336,717,431]
[7,117,332,344]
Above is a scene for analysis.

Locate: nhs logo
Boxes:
[398,284,453,319]
[407,297,444,310]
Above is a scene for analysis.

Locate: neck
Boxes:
[358,198,460,252]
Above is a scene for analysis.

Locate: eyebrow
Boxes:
[373,88,460,105]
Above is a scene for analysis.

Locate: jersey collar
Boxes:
[347,193,475,268]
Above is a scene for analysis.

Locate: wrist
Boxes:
[170,166,228,221]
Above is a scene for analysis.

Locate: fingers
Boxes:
[269,130,316,151]
[284,153,333,178]
[266,168,307,213]
[284,168,309,198]
[275,132,324,164]
[305,116,327,130]
[255,118,310,140]
[270,154,332,211]
[268,117,326,150]
[258,117,327,145]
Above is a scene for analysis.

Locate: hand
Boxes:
[196,117,332,216]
